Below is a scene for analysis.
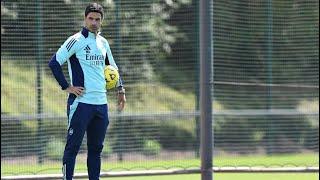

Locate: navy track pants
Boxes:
[62,102,109,180]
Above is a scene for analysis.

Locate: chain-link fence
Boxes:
[1,0,319,177]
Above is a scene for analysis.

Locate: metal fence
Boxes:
[1,0,319,178]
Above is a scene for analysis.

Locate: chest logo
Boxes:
[84,45,104,66]
[84,45,91,54]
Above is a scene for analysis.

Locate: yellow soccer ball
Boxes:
[104,65,119,90]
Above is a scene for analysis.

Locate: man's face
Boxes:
[85,12,102,33]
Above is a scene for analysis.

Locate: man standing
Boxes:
[48,3,126,180]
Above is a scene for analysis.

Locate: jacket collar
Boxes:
[81,27,100,38]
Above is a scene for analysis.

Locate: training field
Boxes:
[2,153,318,179]
[1,153,318,175]
[103,173,318,180]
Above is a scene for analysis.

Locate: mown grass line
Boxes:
[2,153,318,175]
[102,173,319,180]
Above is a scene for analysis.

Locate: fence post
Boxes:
[36,0,44,164]
[199,0,213,179]
[195,0,200,158]
[266,0,274,155]
[114,0,124,162]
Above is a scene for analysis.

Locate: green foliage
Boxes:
[1,116,38,157]
[158,121,196,150]
[142,139,162,156]
[108,118,197,156]
[118,83,195,113]
[102,141,113,158]
[1,0,80,60]
[45,137,65,161]
[1,60,66,116]
[213,0,319,109]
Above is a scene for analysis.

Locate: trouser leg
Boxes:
[86,104,109,180]
[62,102,93,180]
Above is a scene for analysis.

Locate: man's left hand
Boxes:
[117,93,126,111]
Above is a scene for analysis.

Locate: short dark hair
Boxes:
[85,3,104,18]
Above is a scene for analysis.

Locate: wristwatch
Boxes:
[117,87,125,94]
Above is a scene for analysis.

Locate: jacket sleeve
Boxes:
[48,54,69,90]
[48,36,79,90]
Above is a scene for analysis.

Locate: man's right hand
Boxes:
[65,86,85,97]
